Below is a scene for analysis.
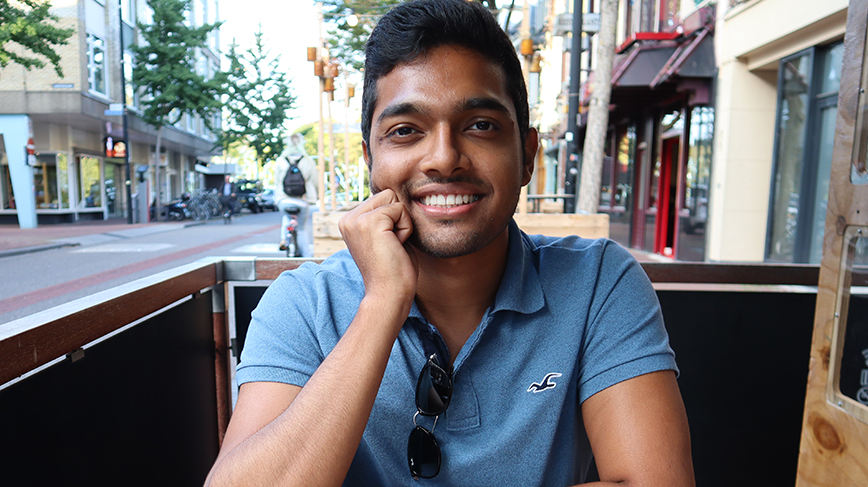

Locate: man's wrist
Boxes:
[357,293,413,335]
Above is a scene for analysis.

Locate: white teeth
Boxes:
[422,194,477,208]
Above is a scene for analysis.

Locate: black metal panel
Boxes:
[659,290,815,487]
[0,293,219,487]
[676,34,716,78]
[232,286,268,360]
[619,47,677,86]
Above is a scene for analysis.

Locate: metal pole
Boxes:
[119,0,133,224]
[316,2,326,211]
[565,0,583,213]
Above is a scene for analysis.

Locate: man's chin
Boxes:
[408,230,483,259]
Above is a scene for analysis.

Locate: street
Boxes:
[0,210,287,324]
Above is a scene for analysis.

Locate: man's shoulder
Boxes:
[521,232,638,278]
[524,232,616,259]
[279,250,362,287]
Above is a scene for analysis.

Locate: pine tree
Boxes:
[0,0,74,77]
[220,26,296,179]
[131,0,225,220]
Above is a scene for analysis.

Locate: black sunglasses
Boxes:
[407,353,453,479]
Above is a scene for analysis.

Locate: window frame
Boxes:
[766,42,844,263]
[86,32,109,97]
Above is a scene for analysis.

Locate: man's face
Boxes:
[364,45,537,258]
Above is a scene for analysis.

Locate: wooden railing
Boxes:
[0,257,834,486]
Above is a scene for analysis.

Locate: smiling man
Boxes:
[205,1,694,486]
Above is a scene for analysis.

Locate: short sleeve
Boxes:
[576,241,677,403]
[236,265,325,387]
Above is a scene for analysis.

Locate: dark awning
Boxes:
[600,28,715,121]
[612,28,715,88]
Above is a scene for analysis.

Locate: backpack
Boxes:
[282,157,306,197]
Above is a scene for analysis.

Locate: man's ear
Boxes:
[362,139,372,170]
[521,128,539,186]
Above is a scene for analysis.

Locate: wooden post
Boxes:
[796,1,868,484]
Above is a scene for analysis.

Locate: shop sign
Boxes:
[553,13,602,36]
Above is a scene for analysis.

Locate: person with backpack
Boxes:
[274,133,318,256]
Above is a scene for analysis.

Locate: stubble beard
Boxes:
[368,162,524,259]
[398,182,520,260]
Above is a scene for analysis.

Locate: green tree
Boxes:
[320,0,400,73]
[220,26,296,180]
[0,0,74,76]
[131,0,224,220]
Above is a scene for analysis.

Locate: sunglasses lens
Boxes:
[408,425,441,479]
[416,360,453,415]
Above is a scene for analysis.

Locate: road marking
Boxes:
[231,243,283,254]
[73,243,175,253]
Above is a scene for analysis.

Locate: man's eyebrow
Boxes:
[459,97,511,115]
[377,102,428,123]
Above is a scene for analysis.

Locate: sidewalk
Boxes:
[0,216,670,262]
[0,218,203,258]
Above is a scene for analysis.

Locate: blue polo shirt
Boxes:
[237,220,677,486]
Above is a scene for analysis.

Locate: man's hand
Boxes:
[207,192,420,487]
[339,189,418,309]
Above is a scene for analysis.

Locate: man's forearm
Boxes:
[206,296,408,487]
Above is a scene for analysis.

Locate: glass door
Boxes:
[104,163,125,219]
[654,137,680,256]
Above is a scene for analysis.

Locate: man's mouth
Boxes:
[420,194,480,209]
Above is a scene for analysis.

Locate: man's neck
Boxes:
[413,227,510,362]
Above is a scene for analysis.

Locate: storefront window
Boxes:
[57,153,69,208]
[78,156,102,208]
[33,154,59,209]
[768,50,812,262]
[600,126,636,247]
[768,43,842,263]
[1,162,14,209]
[678,106,714,262]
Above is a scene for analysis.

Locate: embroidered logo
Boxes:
[527,373,562,393]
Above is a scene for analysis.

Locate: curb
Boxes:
[0,219,208,259]
[0,242,81,259]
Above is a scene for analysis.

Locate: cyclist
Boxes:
[275,133,318,257]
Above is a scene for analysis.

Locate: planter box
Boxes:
[314,211,610,258]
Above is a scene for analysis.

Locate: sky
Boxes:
[218,0,363,134]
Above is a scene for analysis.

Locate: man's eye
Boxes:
[471,121,495,131]
[390,127,415,137]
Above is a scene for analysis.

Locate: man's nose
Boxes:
[419,125,469,176]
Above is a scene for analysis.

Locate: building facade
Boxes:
[529,0,848,263]
[0,0,222,227]
[712,0,847,263]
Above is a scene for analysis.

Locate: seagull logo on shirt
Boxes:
[527,373,562,393]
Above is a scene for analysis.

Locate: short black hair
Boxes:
[361,0,529,153]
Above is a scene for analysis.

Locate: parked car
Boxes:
[256,189,277,211]
[235,179,263,213]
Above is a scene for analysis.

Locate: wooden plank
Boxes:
[213,310,230,447]
[513,212,610,239]
[0,261,218,386]
[796,0,868,485]
[641,262,820,286]
[254,258,322,281]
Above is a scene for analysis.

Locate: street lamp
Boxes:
[307,42,340,210]
[308,2,328,211]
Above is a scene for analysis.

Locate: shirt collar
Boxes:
[408,219,545,319]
